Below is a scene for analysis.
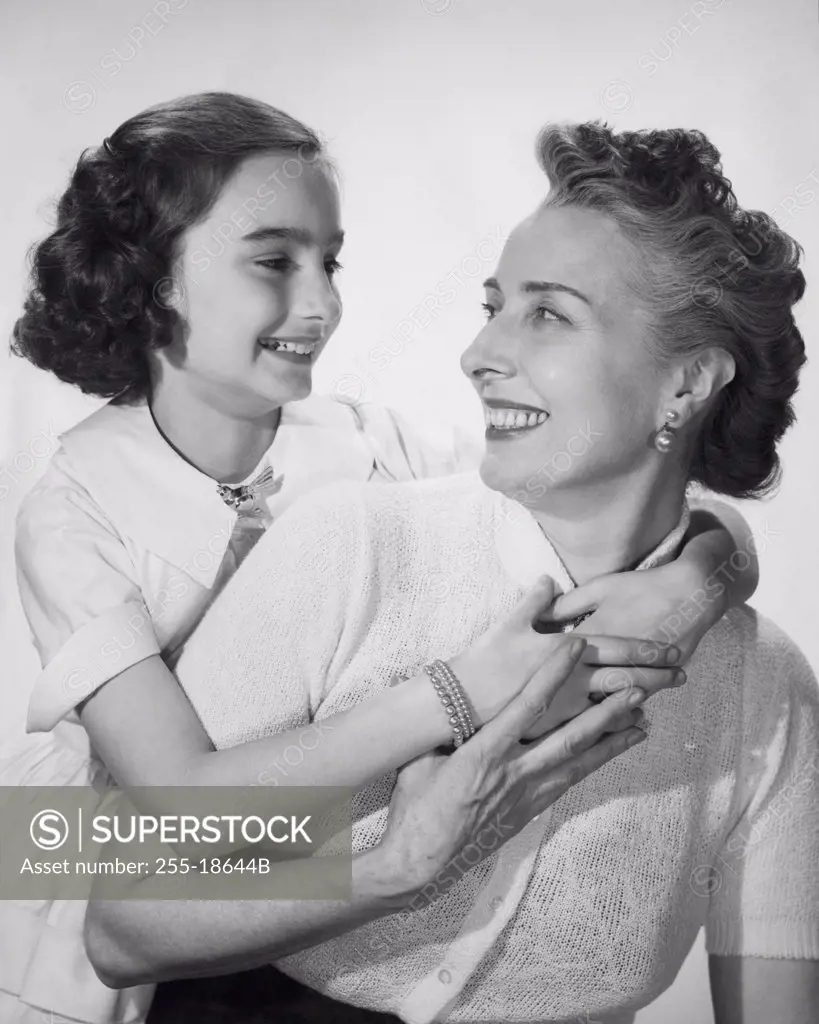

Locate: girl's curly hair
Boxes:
[537,122,806,499]
[12,92,325,398]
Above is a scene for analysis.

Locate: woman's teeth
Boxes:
[259,339,316,355]
[484,408,548,431]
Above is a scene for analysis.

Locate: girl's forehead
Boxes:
[204,152,341,240]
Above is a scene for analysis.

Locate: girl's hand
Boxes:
[448,576,682,731]
[377,635,647,902]
[551,559,728,665]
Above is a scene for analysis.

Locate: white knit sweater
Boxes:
[176,473,819,1024]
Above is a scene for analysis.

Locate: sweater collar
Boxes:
[492,488,691,594]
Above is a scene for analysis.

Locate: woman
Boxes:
[87,123,818,1022]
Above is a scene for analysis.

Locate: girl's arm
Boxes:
[80,582,672,794]
[551,499,759,662]
[678,499,758,607]
[79,652,450,790]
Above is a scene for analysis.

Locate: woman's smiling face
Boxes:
[461,202,671,505]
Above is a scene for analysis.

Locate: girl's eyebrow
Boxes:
[482,276,591,306]
[241,226,345,247]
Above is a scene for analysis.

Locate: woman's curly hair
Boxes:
[12,92,325,398]
[537,122,806,499]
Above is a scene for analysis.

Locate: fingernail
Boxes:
[626,688,645,707]
[674,670,687,686]
[569,638,586,658]
[627,728,646,747]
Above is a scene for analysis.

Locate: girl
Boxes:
[2,93,757,1024]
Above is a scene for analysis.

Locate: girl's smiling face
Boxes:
[461,202,671,505]
[162,151,343,415]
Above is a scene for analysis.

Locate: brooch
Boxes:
[217,466,284,516]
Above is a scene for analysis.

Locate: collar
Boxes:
[57,393,374,589]
[492,489,691,593]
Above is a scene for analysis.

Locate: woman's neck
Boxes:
[529,462,688,585]
[149,377,281,485]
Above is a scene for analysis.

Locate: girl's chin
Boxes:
[253,375,313,407]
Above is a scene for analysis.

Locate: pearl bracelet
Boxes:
[423,660,476,747]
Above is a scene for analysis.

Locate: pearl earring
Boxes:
[654,410,680,453]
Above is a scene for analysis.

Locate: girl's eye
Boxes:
[481,302,497,321]
[324,257,343,277]
[257,255,296,273]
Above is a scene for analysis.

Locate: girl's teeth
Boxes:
[261,340,314,354]
[484,408,548,431]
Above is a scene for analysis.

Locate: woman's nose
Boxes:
[460,326,515,381]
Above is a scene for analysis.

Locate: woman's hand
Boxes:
[376,634,647,903]
[448,575,682,731]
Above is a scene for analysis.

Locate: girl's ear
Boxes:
[153,271,188,316]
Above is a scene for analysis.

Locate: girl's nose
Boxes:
[292,264,342,326]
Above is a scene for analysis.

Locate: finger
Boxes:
[510,575,559,630]
[518,687,646,774]
[530,726,647,805]
[600,706,645,733]
[579,636,681,667]
[587,666,685,701]
[547,579,604,623]
[472,636,587,755]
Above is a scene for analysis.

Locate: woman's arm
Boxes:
[85,638,646,985]
[709,956,819,1024]
[86,844,418,985]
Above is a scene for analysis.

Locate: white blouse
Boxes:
[175,472,819,1024]
[15,392,473,737]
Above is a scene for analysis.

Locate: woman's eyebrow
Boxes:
[241,226,345,247]
[482,276,591,306]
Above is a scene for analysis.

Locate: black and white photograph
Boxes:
[0,1,817,1022]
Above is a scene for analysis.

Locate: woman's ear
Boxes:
[677,347,736,415]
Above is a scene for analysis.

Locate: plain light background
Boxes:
[1,1,816,1021]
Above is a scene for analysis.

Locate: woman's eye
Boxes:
[257,255,296,273]
[530,305,564,324]
[481,302,497,321]
[324,257,343,277]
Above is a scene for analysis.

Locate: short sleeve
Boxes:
[705,633,819,959]
[173,481,369,751]
[16,460,159,732]
[347,401,482,482]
